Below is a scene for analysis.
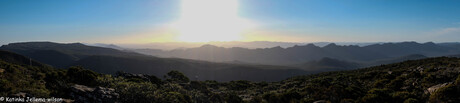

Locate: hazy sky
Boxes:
[1,0,460,45]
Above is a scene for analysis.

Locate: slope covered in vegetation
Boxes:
[1,52,460,102]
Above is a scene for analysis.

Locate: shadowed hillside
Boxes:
[0,50,48,67]
[0,42,310,81]
[133,41,460,66]
[72,55,308,81]
[295,57,361,72]
[0,42,143,68]
[2,50,460,102]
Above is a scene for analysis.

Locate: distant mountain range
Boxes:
[0,42,143,68]
[112,41,384,50]
[87,43,125,50]
[2,41,459,81]
[0,42,309,81]
[132,41,460,66]
[133,44,384,65]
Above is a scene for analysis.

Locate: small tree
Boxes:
[148,75,162,85]
[165,70,190,83]
[66,66,99,86]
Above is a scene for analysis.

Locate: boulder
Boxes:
[412,66,425,74]
[9,92,30,97]
[425,82,452,94]
[70,84,119,103]
[313,100,330,103]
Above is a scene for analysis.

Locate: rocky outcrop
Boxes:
[70,84,119,103]
[313,100,330,103]
[116,71,150,81]
[9,92,30,97]
[411,66,425,74]
[116,71,161,84]
[425,82,452,94]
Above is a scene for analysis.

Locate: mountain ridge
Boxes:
[132,41,459,65]
[0,42,310,81]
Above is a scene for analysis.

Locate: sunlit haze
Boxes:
[172,0,255,42]
[1,0,460,45]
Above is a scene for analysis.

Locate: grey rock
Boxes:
[10,92,29,97]
[426,82,452,94]
[313,100,329,103]
[70,84,119,103]
[116,71,150,81]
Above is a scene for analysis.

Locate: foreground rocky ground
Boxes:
[1,57,460,102]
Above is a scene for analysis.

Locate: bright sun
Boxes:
[172,0,255,42]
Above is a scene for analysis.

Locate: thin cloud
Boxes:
[420,27,460,42]
[435,27,460,35]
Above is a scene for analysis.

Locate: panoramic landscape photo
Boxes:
[1,0,460,103]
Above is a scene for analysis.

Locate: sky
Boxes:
[1,0,460,45]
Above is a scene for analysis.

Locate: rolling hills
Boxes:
[2,41,458,81]
[0,42,143,68]
[0,42,309,81]
[132,41,460,66]
[1,50,460,102]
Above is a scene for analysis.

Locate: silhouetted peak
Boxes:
[324,43,338,48]
[69,43,86,46]
[372,41,420,47]
[305,44,317,47]
[5,42,88,47]
[199,44,219,49]
[7,41,56,45]
[289,43,319,49]
[345,44,360,47]
[270,46,283,50]
[423,42,436,45]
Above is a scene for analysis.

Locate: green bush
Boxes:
[361,88,392,102]
[115,82,158,103]
[228,80,252,90]
[392,91,412,102]
[403,98,418,103]
[165,70,190,83]
[66,66,99,86]
[225,93,242,103]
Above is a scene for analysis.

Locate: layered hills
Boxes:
[3,41,459,81]
[0,42,308,81]
[1,49,459,102]
[133,42,460,66]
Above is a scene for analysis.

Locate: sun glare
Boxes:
[172,0,255,42]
